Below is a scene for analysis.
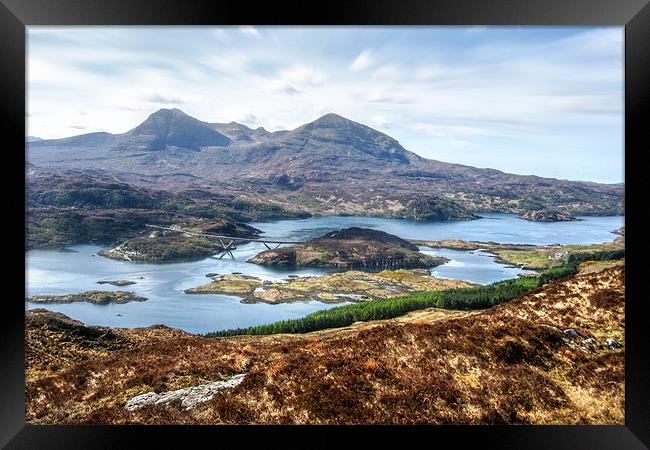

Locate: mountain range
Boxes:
[27,108,624,219]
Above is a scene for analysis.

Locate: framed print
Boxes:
[1,0,648,447]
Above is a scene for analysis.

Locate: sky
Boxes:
[27,26,624,183]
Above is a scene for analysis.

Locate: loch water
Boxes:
[25,213,623,334]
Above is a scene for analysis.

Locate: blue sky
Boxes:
[27,26,624,183]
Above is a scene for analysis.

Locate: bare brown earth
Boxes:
[25,262,624,425]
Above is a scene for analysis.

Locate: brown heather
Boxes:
[25,263,624,425]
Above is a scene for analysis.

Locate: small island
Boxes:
[248,227,448,269]
[517,210,577,222]
[185,269,473,304]
[99,219,262,262]
[27,291,147,305]
[97,280,137,287]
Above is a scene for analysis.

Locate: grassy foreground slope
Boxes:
[26,257,624,424]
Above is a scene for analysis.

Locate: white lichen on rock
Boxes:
[125,373,246,411]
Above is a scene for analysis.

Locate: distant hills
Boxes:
[27,108,624,218]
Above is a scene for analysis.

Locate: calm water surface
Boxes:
[26,213,623,333]
[250,213,623,245]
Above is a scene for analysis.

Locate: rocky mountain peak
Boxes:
[291,113,412,163]
[127,108,230,150]
[307,113,350,127]
[132,108,198,133]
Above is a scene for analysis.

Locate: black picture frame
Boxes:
[2,0,648,447]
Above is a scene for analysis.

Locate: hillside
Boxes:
[26,170,306,248]
[27,109,624,217]
[26,261,624,424]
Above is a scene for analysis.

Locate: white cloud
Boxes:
[262,79,302,95]
[144,93,185,104]
[261,65,327,95]
[239,26,260,38]
[451,139,471,148]
[233,113,261,127]
[555,28,623,59]
[202,52,250,75]
[28,57,106,88]
[370,115,391,129]
[355,89,412,105]
[411,123,488,138]
[371,64,401,79]
[26,26,624,182]
[281,66,327,87]
[466,26,487,33]
[413,65,444,81]
[212,29,231,43]
[350,49,376,71]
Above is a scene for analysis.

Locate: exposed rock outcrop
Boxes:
[125,374,246,411]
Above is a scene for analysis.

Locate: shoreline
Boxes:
[412,235,624,270]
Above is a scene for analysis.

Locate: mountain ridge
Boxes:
[28,108,621,184]
[27,108,624,218]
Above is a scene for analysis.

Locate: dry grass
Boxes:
[26,265,625,425]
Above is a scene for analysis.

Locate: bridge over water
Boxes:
[145,224,303,259]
